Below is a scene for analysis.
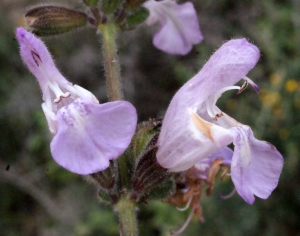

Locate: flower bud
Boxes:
[25,6,88,36]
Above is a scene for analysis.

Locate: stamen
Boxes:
[214,112,223,120]
[171,207,196,236]
[54,92,71,104]
[176,195,193,211]
[219,188,236,200]
[47,82,72,104]
[237,80,248,94]
[244,76,259,93]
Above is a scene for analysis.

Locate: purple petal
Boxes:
[16,27,68,93]
[50,98,137,175]
[144,0,203,55]
[194,147,233,179]
[230,126,284,204]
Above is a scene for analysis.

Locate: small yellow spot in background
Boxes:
[279,129,290,140]
[285,79,298,93]
[270,73,282,86]
[260,90,281,108]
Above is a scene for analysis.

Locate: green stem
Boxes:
[115,195,138,236]
[99,21,129,188]
[99,22,123,101]
[98,21,138,235]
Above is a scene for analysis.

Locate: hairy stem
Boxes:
[98,21,138,235]
[115,195,138,236]
[99,22,123,101]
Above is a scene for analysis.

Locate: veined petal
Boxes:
[230,126,284,204]
[144,0,202,55]
[50,98,137,175]
[16,27,68,93]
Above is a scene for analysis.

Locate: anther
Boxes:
[237,80,249,94]
[213,112,223,120]
[54,92,71,103]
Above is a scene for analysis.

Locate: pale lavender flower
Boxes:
[16,27,137,175]
[156,38,283,204]
[143,0,203,55]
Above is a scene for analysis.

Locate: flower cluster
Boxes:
[17,14,282,207]
[16,27,283,204]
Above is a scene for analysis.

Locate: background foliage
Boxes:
[1,0,300,235]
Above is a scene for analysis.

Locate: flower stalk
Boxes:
[98,22,123,101]
[115,195,138,236]
[99,21,138,235]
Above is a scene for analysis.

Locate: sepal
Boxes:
[144,178,175,201]
[120,118,162,187]
[130,145,173,202]
[89,161,120,204]
[102,0,123,14]
[123,7,149,29]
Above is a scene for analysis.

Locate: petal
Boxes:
[144,0,203,55]
[194,147,233,179]
[230,126,284,204]
[50,98,137,175]
[157,111,233,172]
[16,27,68,93]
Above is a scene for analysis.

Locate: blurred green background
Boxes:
[1,0,300,235]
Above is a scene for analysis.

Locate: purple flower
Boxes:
[156,38,284,204]
[16,27,137,175]
[143,0,203,55]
